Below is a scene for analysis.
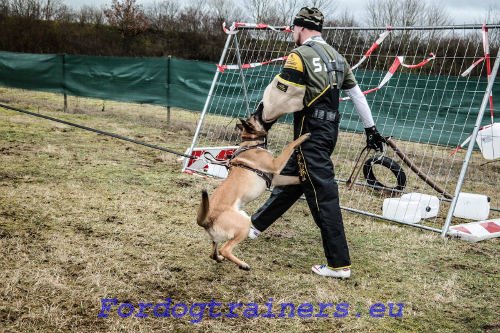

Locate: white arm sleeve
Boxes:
[344,85,375,128]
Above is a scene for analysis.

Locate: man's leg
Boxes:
[296,119,351,270]
[251,154,303,233]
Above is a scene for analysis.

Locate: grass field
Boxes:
[0,88,499,333]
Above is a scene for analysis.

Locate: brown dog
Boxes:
[196,114,310,270]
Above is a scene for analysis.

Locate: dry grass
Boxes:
[0,88,499,333]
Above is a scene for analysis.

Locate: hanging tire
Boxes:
[363,156,407,192]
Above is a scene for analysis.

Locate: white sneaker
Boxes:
[248,224,261,240]
[311,265,351,279]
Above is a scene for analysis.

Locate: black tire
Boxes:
[363,156,407,192]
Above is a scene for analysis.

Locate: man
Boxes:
[249,7,385,279]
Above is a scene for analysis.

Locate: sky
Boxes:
[66,0,499,25]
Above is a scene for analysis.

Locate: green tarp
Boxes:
[0,51,214,109]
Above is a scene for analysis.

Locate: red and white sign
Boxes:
[183,146,238,178]
[448,218,500,242]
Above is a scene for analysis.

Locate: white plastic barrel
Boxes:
[401,192,440,219]
[453,192,490,221]
[476,123,500,160]
[383,198,422,224]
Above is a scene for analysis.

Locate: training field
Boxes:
[0,88,498,332]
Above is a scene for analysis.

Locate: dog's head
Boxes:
[235,114,268,141]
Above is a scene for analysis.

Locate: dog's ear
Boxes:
[239,118,254,132]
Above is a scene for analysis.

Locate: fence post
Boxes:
[167,55,171,126]
[62,53,67,112]
[440,50,500,238]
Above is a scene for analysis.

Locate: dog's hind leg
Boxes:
[218,213,250,270]
[219,232,250,270]
[210,241,224,263]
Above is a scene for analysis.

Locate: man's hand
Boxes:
[364,126,386,152]
[252,101,276,131]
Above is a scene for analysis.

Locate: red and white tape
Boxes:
[483,25,494,124]
[216,56,288,73]
[453,25,495,155]
[340,53,436,101]
[460,25,490,77]
[222,22,291,35]
[461,57,486,77]
[351,29,392,70]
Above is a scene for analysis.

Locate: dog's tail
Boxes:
[196,190,210,227]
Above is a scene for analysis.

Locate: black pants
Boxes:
[251,112,351,269]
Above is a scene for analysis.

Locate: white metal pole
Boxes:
[182,34,234,171]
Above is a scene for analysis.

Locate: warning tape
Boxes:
[461,25,493,122]
[461,57,486,77]
[483,25,494,123]
[222,22,291,35]
[351,29,392,70]
[453,24,494,155]
[340,53,436,101]
[216,56,288,73]
[460,25,490,77]
[217,52,435,102]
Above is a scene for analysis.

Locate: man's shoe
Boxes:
[311,265,351,279]
[247,224,261,240]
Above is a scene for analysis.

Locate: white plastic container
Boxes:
[206,164,228,178]
[453,192,490,221]
[476,123,500,160]
[401,192,440,219]
[383,198,422,224]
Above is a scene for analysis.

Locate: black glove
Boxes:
[251,101,276,131]
[364,126,386,152]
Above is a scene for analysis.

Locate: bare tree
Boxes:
[273,0,301,25]
[104,0,149,37]
[424,2,450,26]
[0,0,10,15]
[243,0,277,22]
[367,0,401,26]
[145,0,180,31]
[10,0,42,19]
[43,0,71,21]
[367,0,450,27]
[483,5,500,47]
[77,5,105,25]
[177,0,209,32]
[207,0,244,22]
[307,0,334,16]
[327,8,359,27]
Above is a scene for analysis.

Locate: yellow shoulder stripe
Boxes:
[284,53,304,72]
[276,74,305,88]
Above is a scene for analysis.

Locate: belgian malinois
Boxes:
[196,114,310,270]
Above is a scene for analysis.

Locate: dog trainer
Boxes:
[249,7,386,278]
